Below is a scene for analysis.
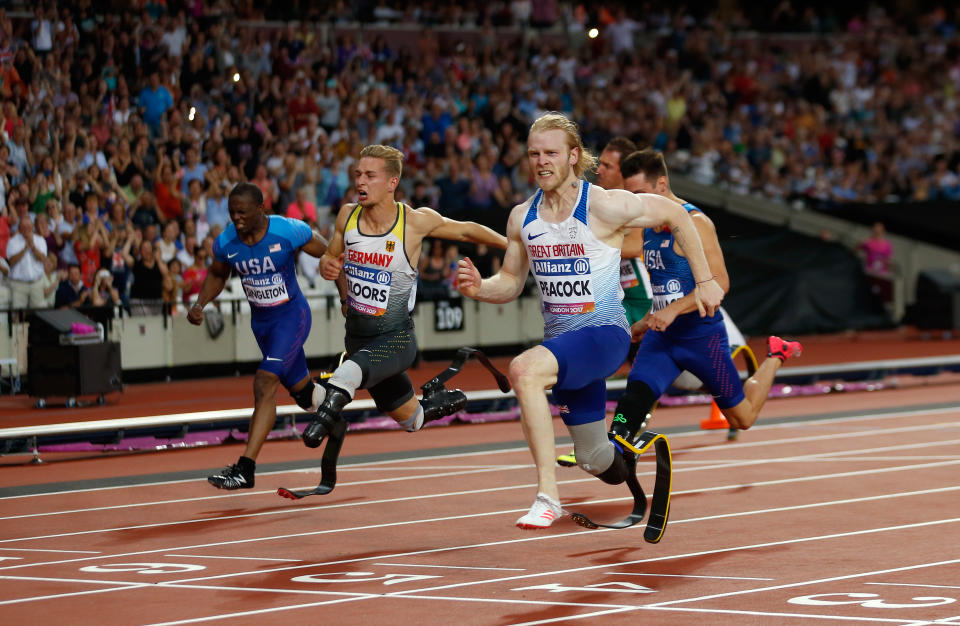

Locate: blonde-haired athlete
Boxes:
[457,113,724,528]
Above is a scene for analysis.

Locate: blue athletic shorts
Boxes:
[249,296,312,390]
[629,325,745,409]
[543,325,630,426]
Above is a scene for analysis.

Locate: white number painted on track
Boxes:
[292,571,441,586]
[80,563,207,575]
[512,582,655,594]
[789,593,956,609]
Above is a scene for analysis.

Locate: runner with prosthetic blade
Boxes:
[277,347,511,499]
[609,149,803,464]
[457,113,723,530]
[278,145,508,499]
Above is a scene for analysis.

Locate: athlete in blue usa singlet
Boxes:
[612,147,802,446]
[189,183,344,491]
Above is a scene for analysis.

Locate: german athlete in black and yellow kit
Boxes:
[301,145,507,451]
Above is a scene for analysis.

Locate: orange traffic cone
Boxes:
[700,401,730,430]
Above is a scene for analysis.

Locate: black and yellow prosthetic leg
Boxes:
[278,348,509,500]
[570,431,673,543]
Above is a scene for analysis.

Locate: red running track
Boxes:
[0,372,959,624]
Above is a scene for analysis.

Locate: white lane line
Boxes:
[644,558,960,608]
[145,593,636,626]
[0,574,153,585]
[507,607,638,625]
[608,572,775,581]
[0,583,147,606]
[4,404,958,503]
[157,583,375,597]
[384,526,960,599]
[866,582,960,590]
[0,547,100,553]
[5,436,960,546]
[143,595,377,626]
[0,446,536,500]
[0,465,530,520]
[2,461,959,573]
[635,606,912,623]
[6,417,959,527]
[372,563,526,571]
[163,554,303,562]
[136,504,960,588]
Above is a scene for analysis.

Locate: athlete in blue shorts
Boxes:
[610,149,803,445]
[457,113,724,529]
[188,183,345,490]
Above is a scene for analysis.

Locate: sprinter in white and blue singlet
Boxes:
[457,113,725,529]
[188,183,345,490]
[610,149,803,446]
[299,144,507,451]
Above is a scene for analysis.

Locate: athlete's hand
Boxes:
[631,316,650,342]
[456,257,481,299]
[648,306,679,332]
[320,253,344,281]
[693,279,723,317]
[187,303,204,325]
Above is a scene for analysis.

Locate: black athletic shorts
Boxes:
[345,323,418,413]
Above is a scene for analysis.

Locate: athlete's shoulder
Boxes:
[213,223,238,260]
[215,223,239,247]
[269,214,312,241]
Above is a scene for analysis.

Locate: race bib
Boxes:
[619,258,639,290]
[650,278,684,313]
[345,262,392,316]
[533,257,595,314]
[242,274,290,307]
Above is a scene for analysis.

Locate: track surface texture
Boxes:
[1,329,959,625]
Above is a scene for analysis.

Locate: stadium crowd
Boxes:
[0,0,958,313]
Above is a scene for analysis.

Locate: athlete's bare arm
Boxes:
[457,202,529,303]
[621,227,645,259]
[300,231,330,258]
[408,206,508,250]
[592,189,723,315]
[319,203,353,281]
[647,212,730,332]
[187,259,231,325]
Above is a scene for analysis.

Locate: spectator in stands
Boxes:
[162,258,184,313]
[181,245,208,305]
[419,239,450,301]
[125,234,168,316]
[54,264,88,309]
[41,252,59,308]
[859,222,894,277]
[90,268,120,308]
[138,71,174,136]
[6,214,47,309]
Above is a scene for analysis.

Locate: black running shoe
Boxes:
[208,463,254,490]
[422,388,468,423]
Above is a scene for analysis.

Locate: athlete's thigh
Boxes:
[551,378,607,426]
[544,325,630,391]
[345,326,419,389]
[628,331,683,398]
[675,328,744,409]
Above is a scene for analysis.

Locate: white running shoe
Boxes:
[516,492,564,529]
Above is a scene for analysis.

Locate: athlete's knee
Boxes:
[509,349,552,392]
[291,381,326,413]
[253,370,280,403]
[722,402,754,430]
